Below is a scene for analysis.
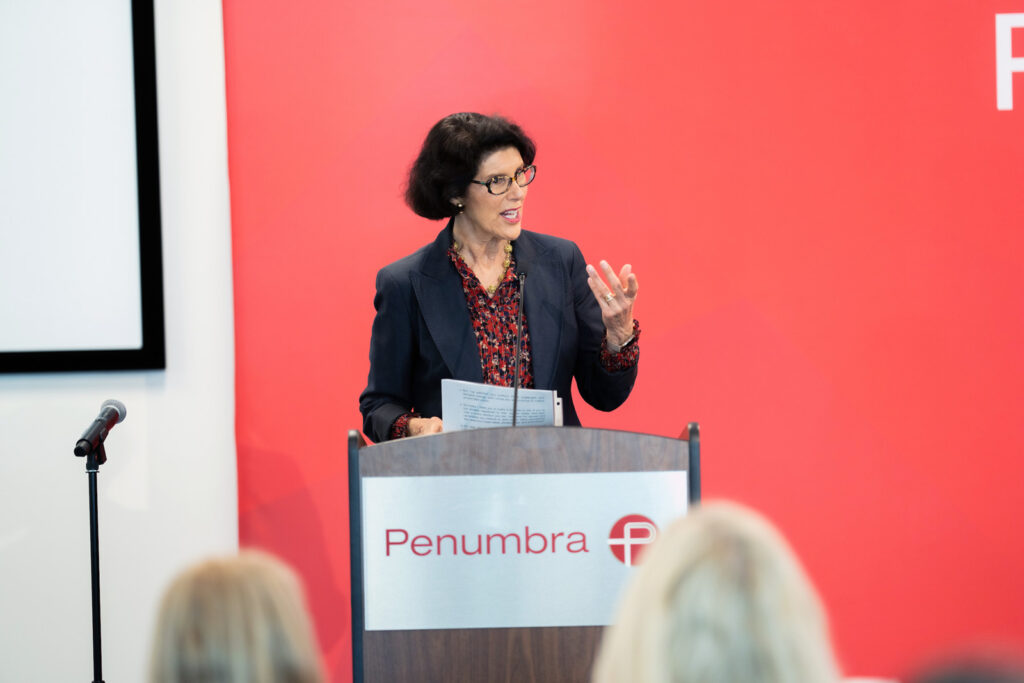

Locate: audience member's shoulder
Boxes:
[909,652,1024,683]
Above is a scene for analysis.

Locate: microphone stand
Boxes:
[78,441,107,683]
[512,272,526,426]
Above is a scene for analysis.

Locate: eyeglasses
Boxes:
[470,165,537,195]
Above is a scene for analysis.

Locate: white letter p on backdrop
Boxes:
[996,14,1024,110]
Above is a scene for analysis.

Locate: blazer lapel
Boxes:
[410,224,483,383]
[515,231,564,391]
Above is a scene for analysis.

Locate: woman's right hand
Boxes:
[408,416,444,436]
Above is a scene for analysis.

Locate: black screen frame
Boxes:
[0,0,165,374]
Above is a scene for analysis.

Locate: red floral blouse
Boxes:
[390,245,639,439]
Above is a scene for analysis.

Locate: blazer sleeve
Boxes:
[567,243,638,411]
[359,267,417,442]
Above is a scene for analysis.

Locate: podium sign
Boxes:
[361,471,688,630]
[348,426,701,683]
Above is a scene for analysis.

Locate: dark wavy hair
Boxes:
[405,113,536,220]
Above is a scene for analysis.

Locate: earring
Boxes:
[455,202,464,214]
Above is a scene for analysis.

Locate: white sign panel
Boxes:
[360,471,688,631]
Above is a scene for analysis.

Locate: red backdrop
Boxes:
[223,1,1024,679]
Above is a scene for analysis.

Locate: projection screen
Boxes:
[0,0,164,373]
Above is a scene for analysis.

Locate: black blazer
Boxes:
[359,222,637,442]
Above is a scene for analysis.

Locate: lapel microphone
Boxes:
[512,271,527,427]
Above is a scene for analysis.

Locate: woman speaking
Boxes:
[359,113,640,441]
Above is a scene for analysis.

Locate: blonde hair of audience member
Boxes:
[149,550,324,683]
[592,501,840,683]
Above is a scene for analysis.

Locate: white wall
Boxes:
[0,1,236,680]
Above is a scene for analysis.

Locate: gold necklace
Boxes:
[453,240,513,295]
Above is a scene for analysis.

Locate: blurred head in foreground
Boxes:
[149,550,324,683]
[592,501,840,683]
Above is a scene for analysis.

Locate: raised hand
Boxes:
[586,260,639,348]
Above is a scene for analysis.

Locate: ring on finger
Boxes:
[604,293,615,303]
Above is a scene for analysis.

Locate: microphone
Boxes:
[74,399,127,457]
[512,272,526,427]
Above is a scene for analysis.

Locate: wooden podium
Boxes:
[348,425,700,682]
